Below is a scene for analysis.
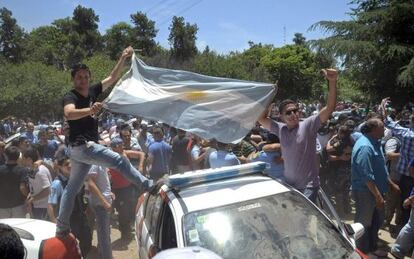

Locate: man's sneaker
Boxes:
[55,229,71,238]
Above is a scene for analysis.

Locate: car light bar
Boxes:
[166,162,270,189]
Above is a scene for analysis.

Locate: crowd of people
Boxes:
[0,46,413,259]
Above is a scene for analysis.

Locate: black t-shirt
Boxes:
[0,164,29,208]
[171,135,191,166]
[63,83,103,144]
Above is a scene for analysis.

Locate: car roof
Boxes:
[0,218,55,241]
[172,175,290,213]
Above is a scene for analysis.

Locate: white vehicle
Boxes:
[0,218,55,259]
[135,162,367,259]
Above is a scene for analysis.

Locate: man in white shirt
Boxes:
[22,146,52,220]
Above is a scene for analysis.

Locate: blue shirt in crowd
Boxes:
[351,135,389,194]
[42,140,59,160]
[209,150,240,169]
[148,141,172,180]
[251,151,284,179]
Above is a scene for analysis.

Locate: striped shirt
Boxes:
[384,117,414,176]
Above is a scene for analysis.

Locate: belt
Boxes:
[70,140,86,147]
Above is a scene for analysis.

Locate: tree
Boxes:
[168,16,198,62]
[104,22,133,60]
[130,12,158,57]
[310,0,414,104]
[293,33,306,45]
[0,62,70,119]
[26,25,67,68]
[261,45,324,100]
[0,7,26,63]
[72,5,102,57]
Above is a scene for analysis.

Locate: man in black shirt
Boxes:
[0,146,29,218]
[57,46,152,237]
[171,129,192,174]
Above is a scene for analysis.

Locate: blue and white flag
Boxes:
[103,54,276,143]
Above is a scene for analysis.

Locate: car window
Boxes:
[183,191,359,259]
[144,194,163,239]
[159,205,177,250]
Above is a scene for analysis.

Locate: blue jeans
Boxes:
[94,205,112,259]
[57,142,152,234]
[352,190,385,254]
[392,207,414,258]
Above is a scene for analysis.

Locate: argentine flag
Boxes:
[103,54,276,144]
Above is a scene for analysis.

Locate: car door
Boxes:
[157,202,178,251]
[140,193,164,259]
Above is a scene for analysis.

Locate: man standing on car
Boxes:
[351,118,399,256]
[258,69,338,202]
[57,46,152,238]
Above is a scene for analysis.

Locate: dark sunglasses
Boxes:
[284,109,299,116]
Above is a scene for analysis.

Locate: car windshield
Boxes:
[183,191,358,259]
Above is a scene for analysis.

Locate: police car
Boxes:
[135,162,367,259]
[0,218,81,259]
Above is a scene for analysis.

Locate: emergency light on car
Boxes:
[166,162,270,190]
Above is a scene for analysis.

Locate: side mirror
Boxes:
[345,223,364,241]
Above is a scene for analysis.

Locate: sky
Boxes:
[1,0,355,54]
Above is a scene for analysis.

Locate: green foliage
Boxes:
[26,25,67,68]
[310,0,414,104]
[6,1,413,119]
[293,33,306,46]
[104,22,133,60]
[261,45,324,100]
[0,62,70,119]
[168,16,198,62]
[83,53,118,101]
[0,7,26,63]
[72,5,102,57]
[130,12,158,57]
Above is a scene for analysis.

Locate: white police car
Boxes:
[0,218,55,259]
[135,162,367,259]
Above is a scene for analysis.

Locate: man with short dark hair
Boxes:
[171,129,192,173]
[23,122,38,144]
[108,137,144,240]
[351,118,399,256]
[0,223,26,259]
[147,127,172,181]
[259,69,338,202]
[0,146,29,218]
[36,129,59,162]
[57,46,152,238]
[209,141,240,169]
[22,146,52,220]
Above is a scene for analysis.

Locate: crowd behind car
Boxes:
[0,99,413,258]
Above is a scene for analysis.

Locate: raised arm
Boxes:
[319,69,338,124]
[101,46,134,91]
[258,103,275,131]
